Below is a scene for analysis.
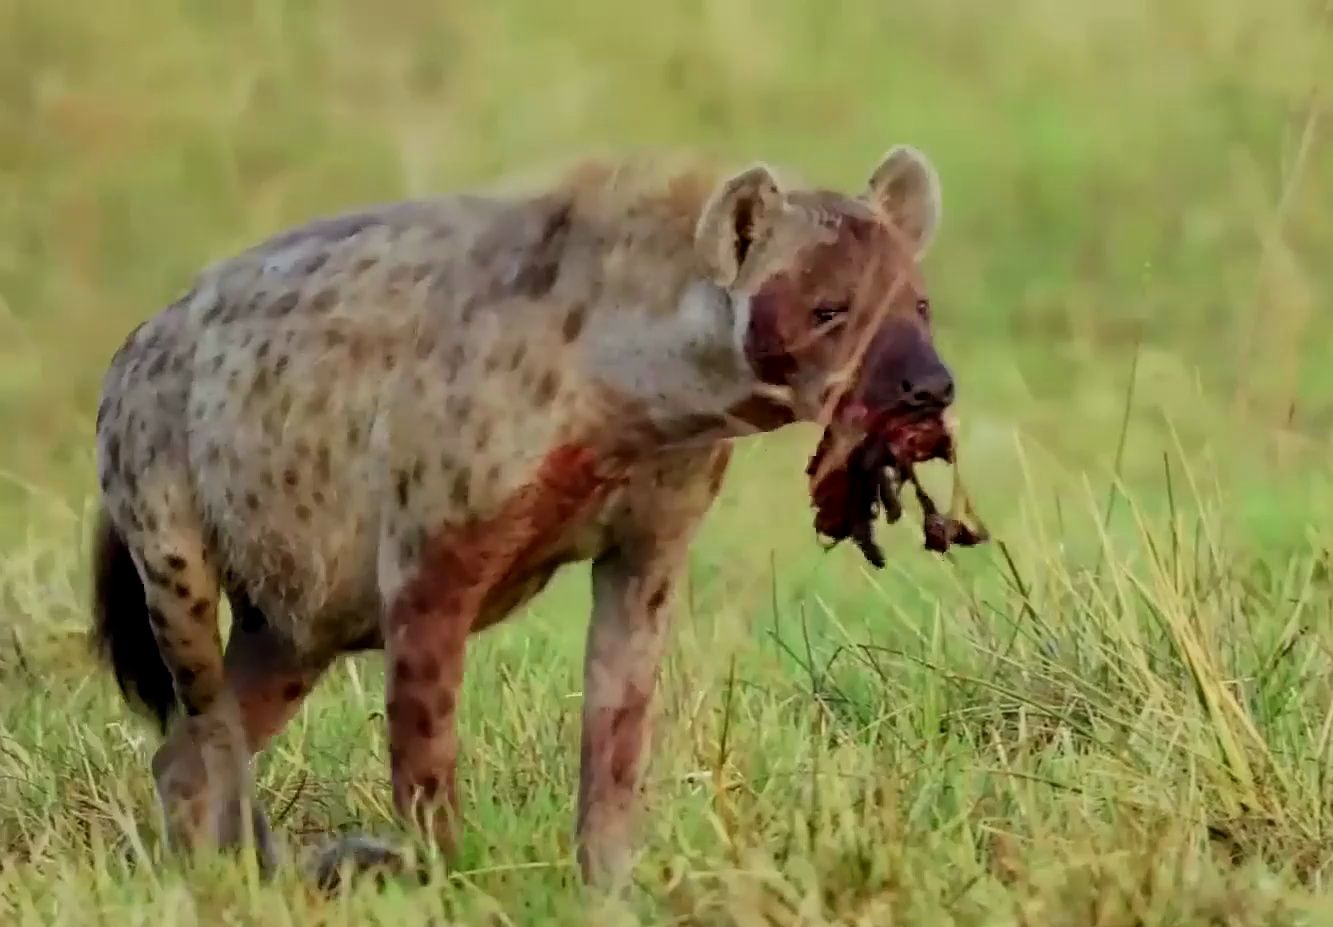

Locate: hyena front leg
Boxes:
[381,575,473,851]
[576,550,681,887]
[576,444,732,887]
[311,536,479,891]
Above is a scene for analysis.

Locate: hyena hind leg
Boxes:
[91,506,273,872]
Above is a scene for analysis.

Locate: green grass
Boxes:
[2,0,1332,923]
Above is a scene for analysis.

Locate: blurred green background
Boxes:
[1,1,1331,922]
[1,0,1328,557]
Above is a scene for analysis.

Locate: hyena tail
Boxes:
[89,506,177,732]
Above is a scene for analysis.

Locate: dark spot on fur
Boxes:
[535,369,560,405]
[459,296,478,325]
[310,288,338,313]
[474,419,492,450]
[450,471,469,507]
[148,607,166,628]
[316,445,332,482]
[353,257,377,275]
[275,354,290,375]
[562,304,586,342]
[252,368,271,396]
[511,203,571,298]
[256,340,271,362]
[452,396,472,423]
[647,581,669,612]
[268,292,299,318]
[189,598,210,619]
[508,343,527,370]
[284,468,299,488]
[443,344,466,379]
[435,688,455,716]
[261,469,275,490]
[246,492,260,511]
[347,423,362,445]
[176,666,197,688]
[146,352,170,379]
[173,582,191,599]
[105,436,121,474]
[295,503,312,522]
[414,331,438,360]
[391,695,432,739]
[396,471,410,507]
[325,330,347,349]
[303,253,329,274]
[165,554,187,573]
[412,263,431,283]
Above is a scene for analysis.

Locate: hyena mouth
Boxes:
[804,407,988,568]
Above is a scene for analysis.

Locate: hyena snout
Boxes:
[853,318,955,416]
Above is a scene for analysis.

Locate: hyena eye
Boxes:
[915,298,931,319]
[811,302,849,326]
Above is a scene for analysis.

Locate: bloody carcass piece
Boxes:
[805,410,987,567]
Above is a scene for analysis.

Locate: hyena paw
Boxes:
[310,834,427,893]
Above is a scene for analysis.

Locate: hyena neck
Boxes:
[583,277,792,452]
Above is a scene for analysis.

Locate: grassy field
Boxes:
[2,0,1332,923]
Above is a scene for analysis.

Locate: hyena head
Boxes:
[695,144,952,438]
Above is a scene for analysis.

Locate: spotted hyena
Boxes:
[89,144,956,887]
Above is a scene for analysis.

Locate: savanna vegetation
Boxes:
[1,0,1330,923]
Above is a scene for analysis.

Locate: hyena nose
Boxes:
[899,364,954,408]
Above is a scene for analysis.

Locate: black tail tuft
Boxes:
[89,507,178,733]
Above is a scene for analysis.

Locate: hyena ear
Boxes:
[695,164,784,287]
[866,145,942,256]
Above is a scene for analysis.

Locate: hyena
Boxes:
[89,144,956,887]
